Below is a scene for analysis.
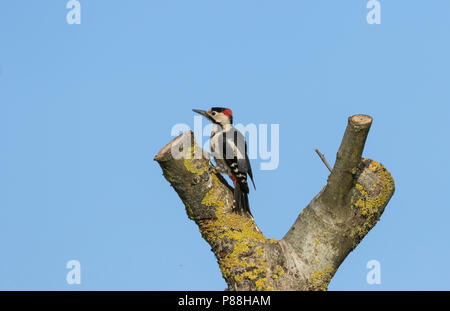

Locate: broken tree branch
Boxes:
[315,149,332,172]
[154,115,395,291]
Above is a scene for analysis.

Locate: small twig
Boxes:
[315,149,332,172]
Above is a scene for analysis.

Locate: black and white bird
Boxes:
[193,108,256,215]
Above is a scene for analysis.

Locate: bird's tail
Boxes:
[234,183,252,216]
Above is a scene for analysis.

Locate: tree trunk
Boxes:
[154,115,395,291]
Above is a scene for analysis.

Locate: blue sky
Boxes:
[1,1,449,290]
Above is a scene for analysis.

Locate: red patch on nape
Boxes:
[223,109,233,117]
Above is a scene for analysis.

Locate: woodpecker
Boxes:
[193,108,256,215]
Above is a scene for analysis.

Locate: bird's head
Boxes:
[192,107,233,126]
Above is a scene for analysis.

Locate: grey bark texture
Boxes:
[154,115,395,291]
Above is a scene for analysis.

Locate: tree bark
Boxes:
[154,115,395,291]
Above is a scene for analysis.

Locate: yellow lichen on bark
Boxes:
[307,267,335,291]
[352,160,395,240]
[197,174,275,290]
[207,205,273,290]
[183,147,208,175]
[201,176,226,208]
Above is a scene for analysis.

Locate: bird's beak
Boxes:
[192,109,212,121]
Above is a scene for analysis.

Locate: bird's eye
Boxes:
[211,111,217,116]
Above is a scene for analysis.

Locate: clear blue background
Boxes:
[1,1,449,290]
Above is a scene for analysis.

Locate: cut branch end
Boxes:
[349,114,373,127]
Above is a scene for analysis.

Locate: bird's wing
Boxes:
[245,150,256,190]
[222,127,256,190]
